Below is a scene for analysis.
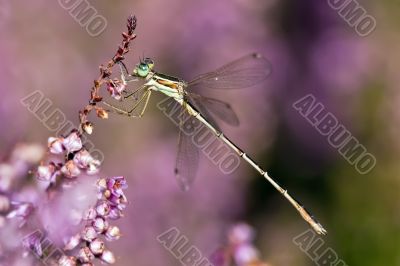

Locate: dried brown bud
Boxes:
[82,121,94,135]
[127,15,137,34]
[122,32,129,39]
[96,108,109,119]
[117,46,124,55]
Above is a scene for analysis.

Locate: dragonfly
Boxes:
[102,53,327,235]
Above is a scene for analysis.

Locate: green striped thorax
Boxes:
[133,58,154,78]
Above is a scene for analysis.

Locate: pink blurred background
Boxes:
[1,0,398,265]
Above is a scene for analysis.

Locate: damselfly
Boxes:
[102,53,327,235]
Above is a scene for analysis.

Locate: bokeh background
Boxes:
[0,0,398,265]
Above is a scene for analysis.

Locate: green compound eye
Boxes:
[136,63,149,77]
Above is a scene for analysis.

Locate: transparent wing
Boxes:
[174,105,200,191]
[186,94,222,132]
[188,53,272,90]
[188,93,239,126]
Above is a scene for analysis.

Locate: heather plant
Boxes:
[0,16,136,266]
[211,223,270,266]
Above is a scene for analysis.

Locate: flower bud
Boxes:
[58,255,77,266]
[81,226,97,242]
[36,163,57,182]
[96,202,110,217]
[78,247,94,263]
[105,226,121,241]
[101,250,116,264]
[64,234,81,251]
[48,137,64,154]
[61,160,81,178]
[82,122,94,135]
[96,108,109,119]
[63,131,83,153]
[92,217,108,233]
[89,238,105,255]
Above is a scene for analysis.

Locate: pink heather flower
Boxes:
[73,149,100,174]
[108,193,127,209]
[64,234,81,251]
[93,217,109,233]
[234,244,260,266]
[6,202,34,227]
[61,160,81,178]
[106,79,126,101]
[89,238,105,255]
[73,149,93,168]
[0,142,45,263]
[228,223,255,245]
[100,250,116,264]
[212,223,269,266]
[6,202,33,219]
[86,163,100,175]
[96,201,111,216]
[81,226,98,242]
[39,130,101,192]
[62,131,83,153]
[58,255,77,266]
[60,176,128,264]
[3,133,126,266]
[107,206,124,220]
[1,17,137,265]
[102,176,128,211]
[107,176,128,196]
[13,68,132,265]
[78,246,95,263]
[48,137,65,154]
[105,226,121,241]
[36,163,58,182]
